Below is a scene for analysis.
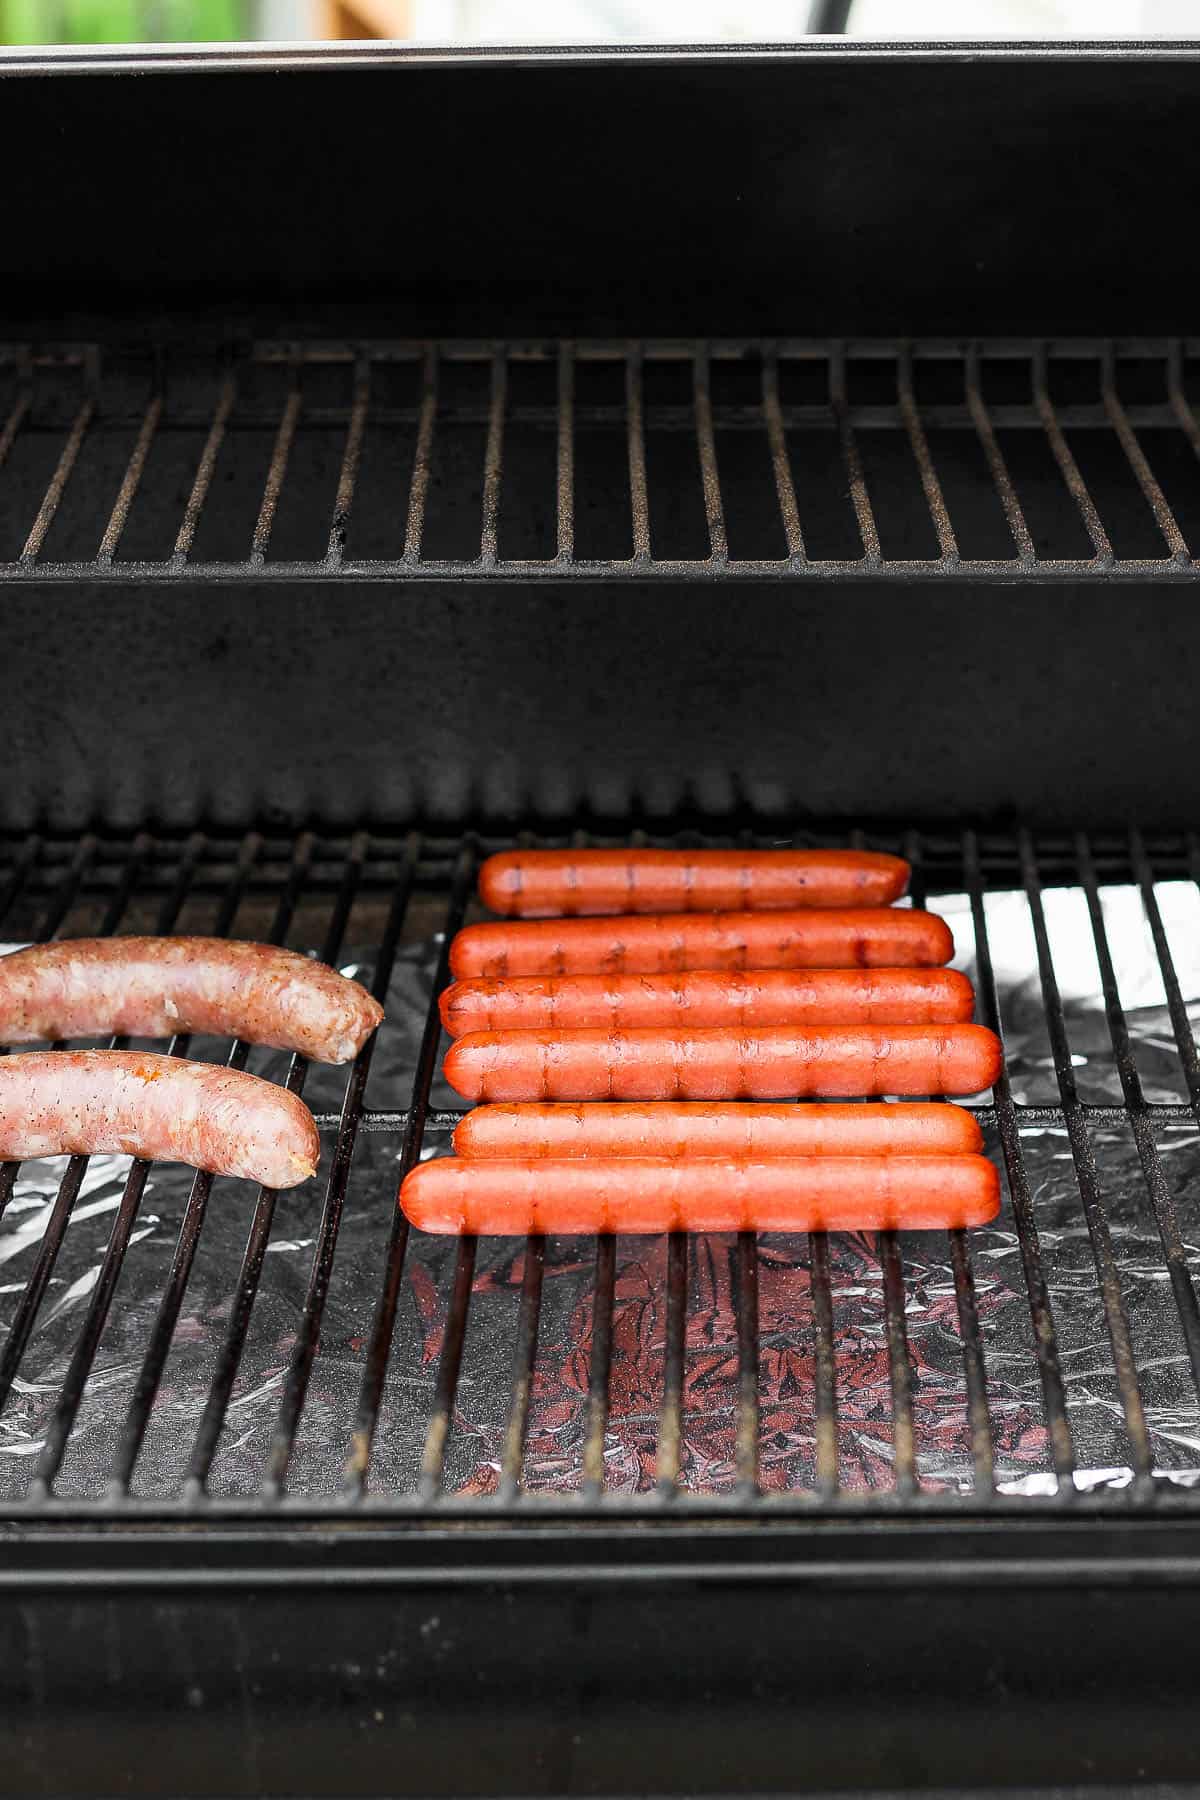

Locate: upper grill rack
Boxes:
[3,339,1200,580]
[0,824,1199,1515]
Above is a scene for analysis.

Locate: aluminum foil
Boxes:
[4,875,1200,1502]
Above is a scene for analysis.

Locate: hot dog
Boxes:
[454,1100,984,1159]
[450,907,953,979]
[0,1051,320,1188]
[443,1024,1001,1102]
[439,966,973,1037]
[0,938,383,1064]
[400,1153,1001,1235]
[478,848,909,917]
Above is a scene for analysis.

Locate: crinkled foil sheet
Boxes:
[5,876,1200,1503]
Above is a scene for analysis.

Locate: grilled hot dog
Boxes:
[450,907,953,979]
[453,1100,984,1159]
[439,966,973,1036]
[401,1153,1001,1235]
[443,1024,1001,1102]
[478,848,909,917]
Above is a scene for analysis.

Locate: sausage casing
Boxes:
[443,1023,1002,1102]
[401,1153,1001,1235]
[453,1100,984,1159]
[0,1051,320,1188]
[450,907,953,979]
[439,966,974,1036]
[478,848,909,916]
[0,937,384,1064]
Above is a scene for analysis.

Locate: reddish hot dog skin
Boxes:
[450,907,953,979]
[454,1100,983,1159]
[401,1153,1000,1235]
[478,848,909,917]
[443,1023,1001,1102]
[0,1051,320,1188]
[440,967,973,1037]
[0,937,383,1064]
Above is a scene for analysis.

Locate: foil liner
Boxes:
[2,874,1200,1502]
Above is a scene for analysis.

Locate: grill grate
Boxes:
[3,339,1200,580]
[0,826,1197,1513]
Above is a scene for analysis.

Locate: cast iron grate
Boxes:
[0,824,1198,1514]
[2,339,1200,580]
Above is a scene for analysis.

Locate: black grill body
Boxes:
[4,42,1200,1799]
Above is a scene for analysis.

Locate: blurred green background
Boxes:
[0,0,247,37]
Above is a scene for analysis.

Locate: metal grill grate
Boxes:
[3,339,1200,581]
[0,825,1198,1514]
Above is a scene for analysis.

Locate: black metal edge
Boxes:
[9,1511,1200,1585]
[2,40,1200,76]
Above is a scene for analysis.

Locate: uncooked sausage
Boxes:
[0,1050,320,1188]
[0,938,384,1064]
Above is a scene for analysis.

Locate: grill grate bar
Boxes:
[1167,340,1200,467]
[581,1233,617,1500]
[402,348,439,564]
[625,345,651,563]
[556,342,575,563]
[111,834,265,1491]
[497,1234,546,1502]
[830,343,882,564]
[964,343,1035,562]
[418,1236,478,1501]
[1100,346,1189,563]
[1020,828,1153,1485]
[0,362,32,476]
[693,346,728,563]
[880,1231,918,1496]
[809,1229,840,1497]
[183,833,319,1492]
[0,832,150,1420]
[32,833,204,1494]
[20,359,98,566]
[761,347,805,560]
[263,833,400,1496]
[905,828,992,1495]
[1033,343,1113,565]
[964,829,1075,1488]
[341,840,469,1497]
[251,367,303,564]
[948,1229,995,1496]
[655,1232,689,1495]
[1079,832,1200,1402]
[734,1231,760,1496]
[326,357,371,567]
[97,389,163,566]
[478,349,508,566]
[172,369,236,566]
[898,345,958,565]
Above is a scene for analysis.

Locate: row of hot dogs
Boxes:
[400,849,1004,1236]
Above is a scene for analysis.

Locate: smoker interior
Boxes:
[7,43,1200,1799]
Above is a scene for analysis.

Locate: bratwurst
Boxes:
[0,938,383,1064]
[0,1051,320,1188]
